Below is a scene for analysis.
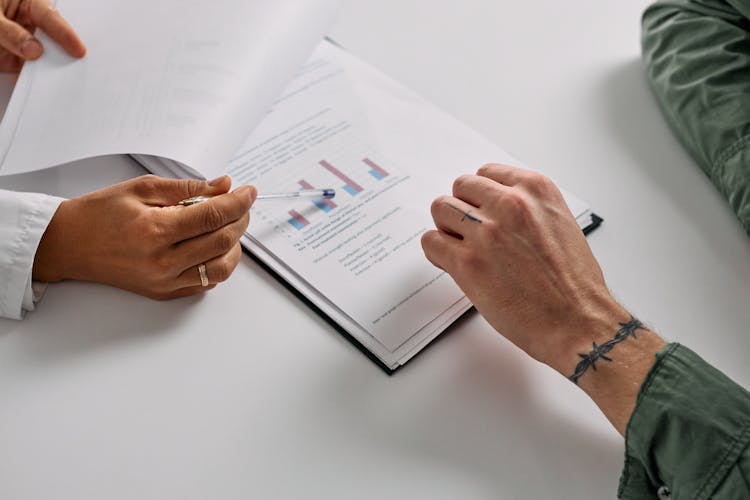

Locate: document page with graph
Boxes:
[0,2,595,370]
[214,41,595,370]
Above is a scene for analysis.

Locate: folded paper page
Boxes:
[0,0,340,176]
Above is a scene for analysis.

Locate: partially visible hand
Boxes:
[421,164,628,372]
[0,0,85,73]
[33,175,256,300]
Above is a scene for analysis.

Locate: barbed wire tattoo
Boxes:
[445,202,483,223]
[568,317,645,385]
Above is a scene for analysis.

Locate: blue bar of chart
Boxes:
[363,158,389,180]
[320,160,364,196]
[288,210,310,230]
[299,179,337,212]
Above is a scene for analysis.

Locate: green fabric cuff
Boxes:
[618,343,750,499]
[717,136,750,233]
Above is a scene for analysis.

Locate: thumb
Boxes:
[0,16,43,61]
[132,175,233,206]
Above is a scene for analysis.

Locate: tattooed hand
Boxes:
[422,163,625,369]
[422,164,664,434]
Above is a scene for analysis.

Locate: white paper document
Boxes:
[146,42,595,369]
[0,2,595,369]
[0,0,340,177]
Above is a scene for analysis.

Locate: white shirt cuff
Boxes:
[0,190,65,320]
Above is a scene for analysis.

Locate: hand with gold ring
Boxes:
[33,174,256,300]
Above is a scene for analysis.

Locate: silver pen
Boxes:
[178,188,336,206]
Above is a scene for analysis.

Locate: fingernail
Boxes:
[236,185,256,204]
[208,175,228,186]
[20,39,43,60]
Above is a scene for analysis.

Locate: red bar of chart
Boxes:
[288,210,310,230]
[363,158,389,180]
[299,179,337,212]
[320,160,364,196]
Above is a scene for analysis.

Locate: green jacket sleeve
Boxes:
[642,0,750,232]
[618,344,750,499]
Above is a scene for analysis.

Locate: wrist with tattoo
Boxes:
[547,304,666,434]
[568,317,646,384]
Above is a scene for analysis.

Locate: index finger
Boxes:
[28,0,86,58]
[452,174,509,208]
[476,163,531,187]
[167,186,256,243]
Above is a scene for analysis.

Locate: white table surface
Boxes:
[3,1,750,499]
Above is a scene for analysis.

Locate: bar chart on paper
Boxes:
[231,143,405,239]
[287,209,311,229]
[364,158,390,181]
[299,179,337,212]
[281,154,397,232]
[320,159,364,196]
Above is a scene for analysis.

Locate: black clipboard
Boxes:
[243,214,603,375]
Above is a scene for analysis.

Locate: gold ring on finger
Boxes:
[198,263,209,287]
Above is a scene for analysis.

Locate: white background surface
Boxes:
[3,1,750,499]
